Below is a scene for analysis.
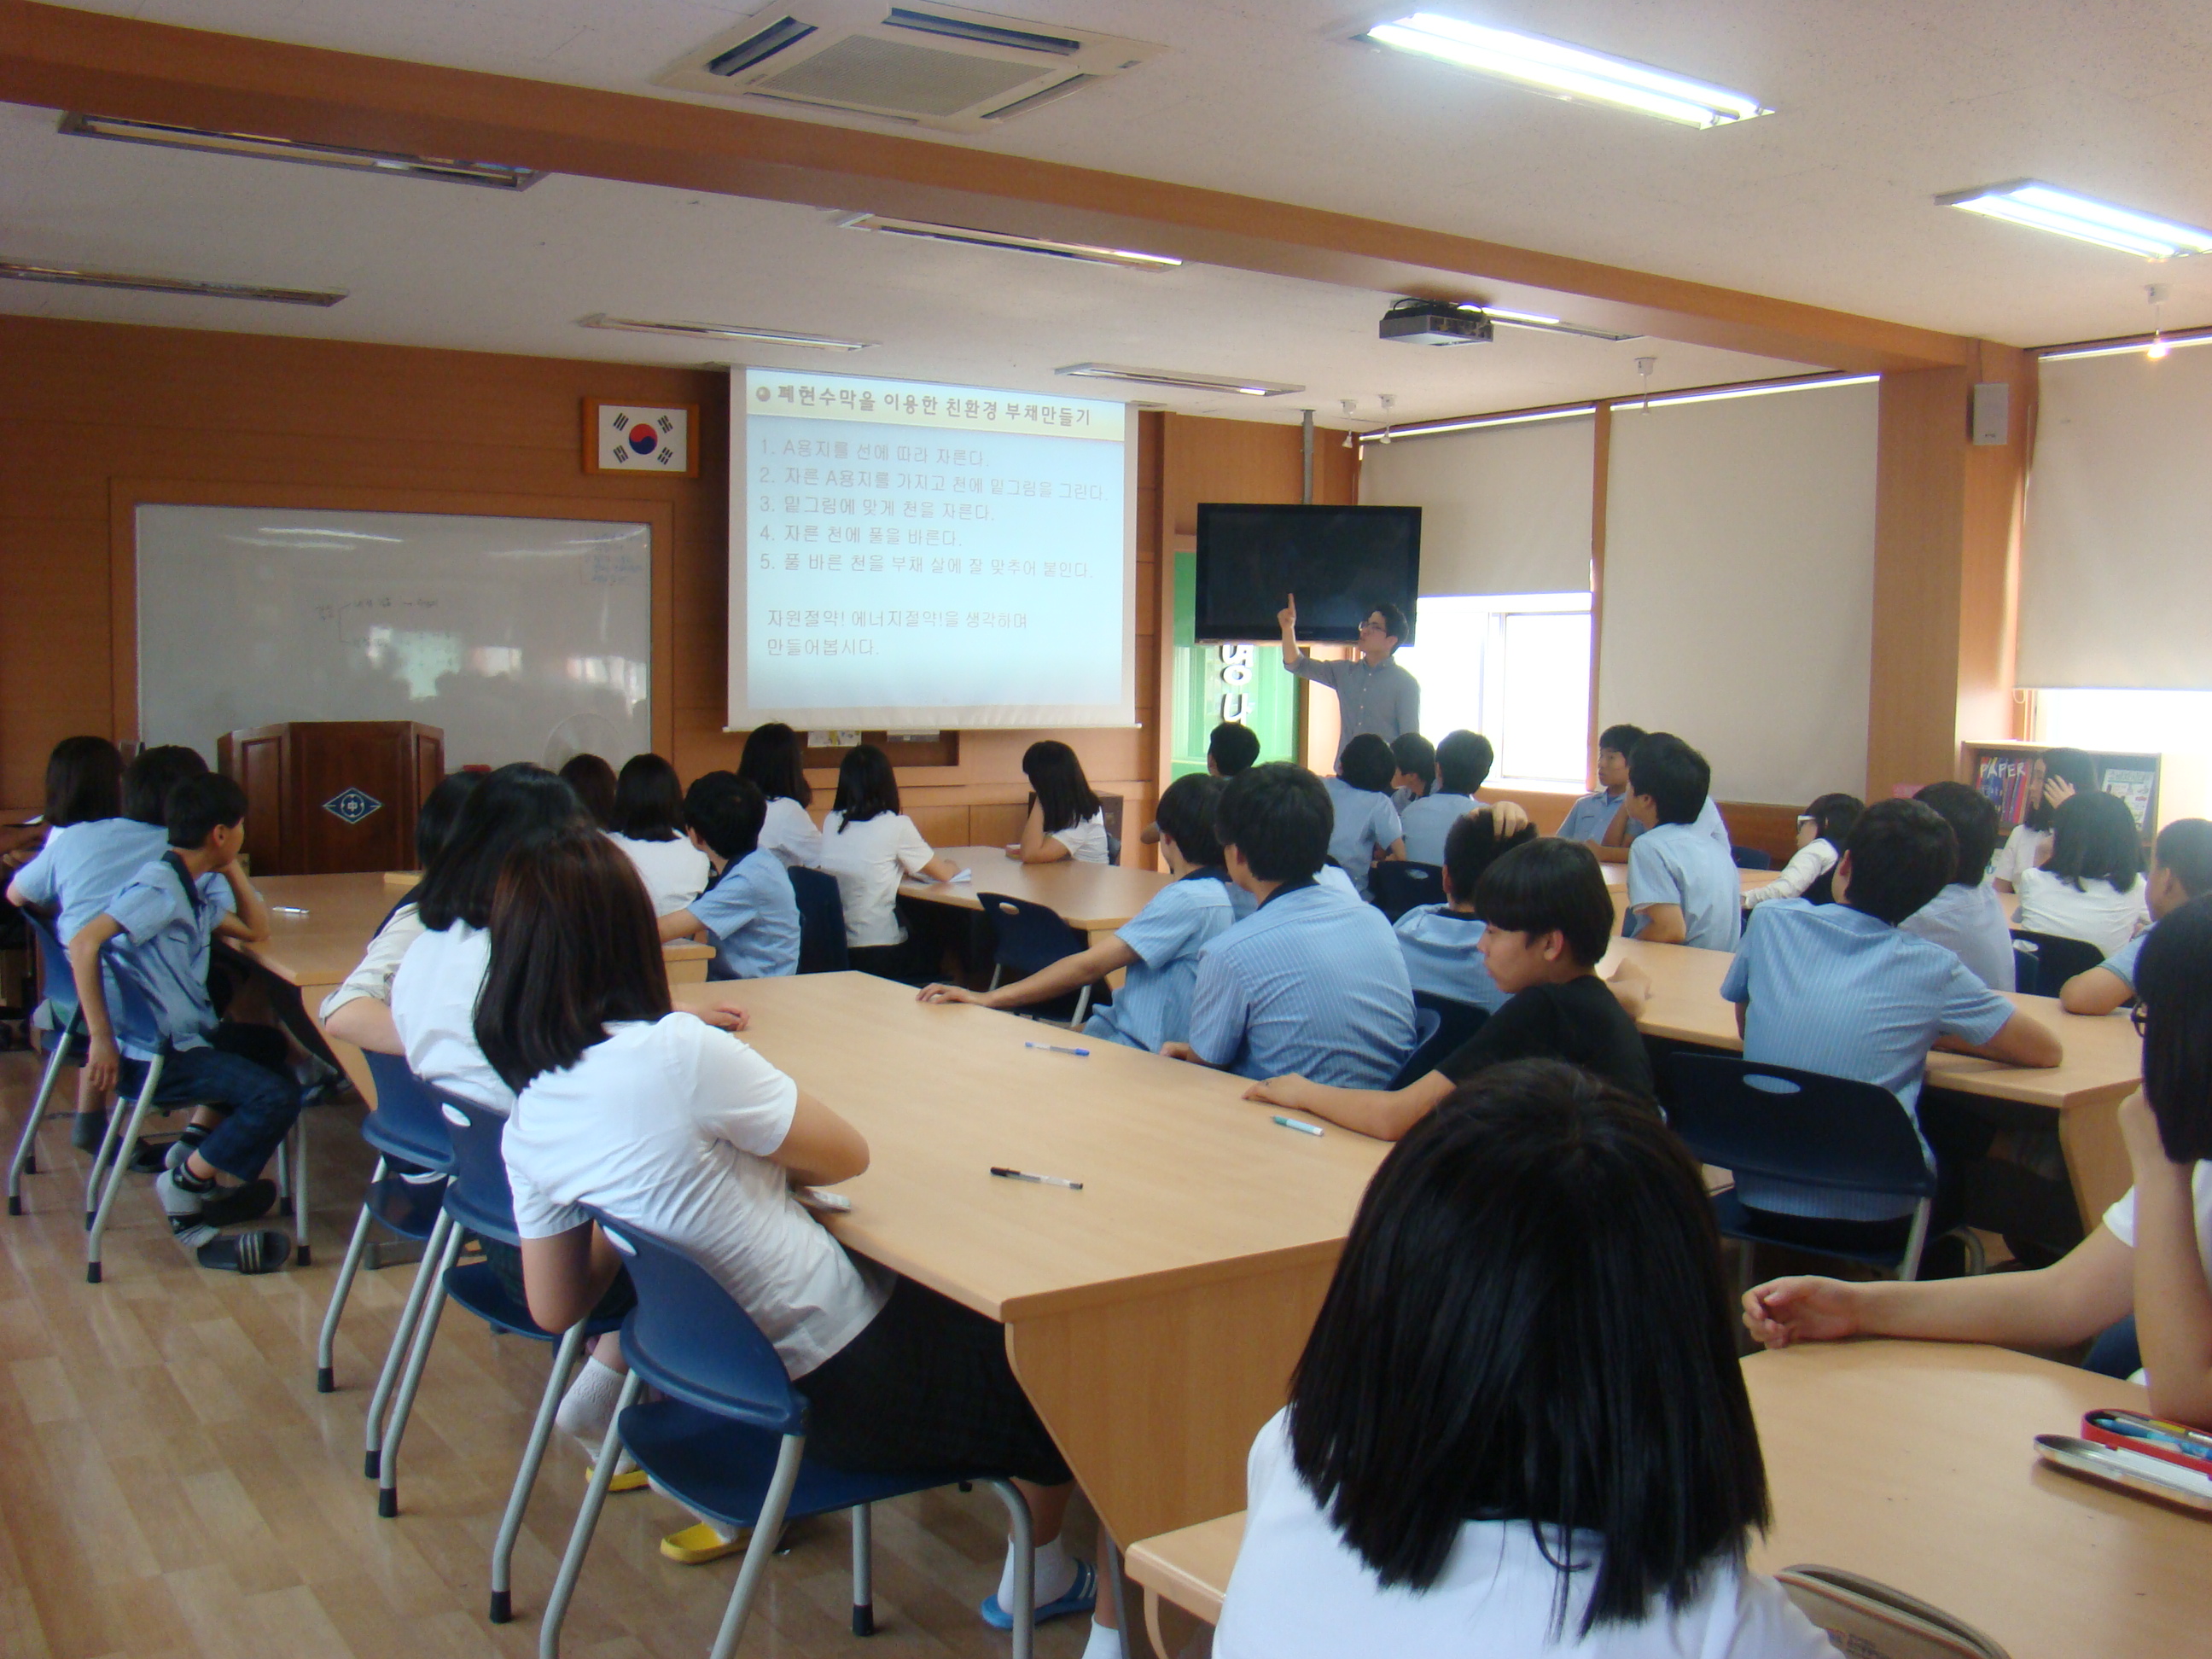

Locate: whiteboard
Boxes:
[137,506,651,771]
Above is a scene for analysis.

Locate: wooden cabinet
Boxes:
[218,722,443,875]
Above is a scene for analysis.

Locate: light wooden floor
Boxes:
[0,1051,1114,1659]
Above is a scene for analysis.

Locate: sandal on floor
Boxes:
[195,1230,292,1275]
[981,1557,1097,1629]
[660,1521,748,1564]
[586,1462,649,1493]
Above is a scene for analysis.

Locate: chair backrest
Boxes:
[96,937,174,1060]
[1106,831,1122,866]
[2009,929,2106,998]
[428,1086,522,1245]
[1369,861,1445,923]
[979,893,1088,978]
[1802,868,1837,906]
[361,1051,457,1173]
[1731,846,1774,870]
[1662,1052,1937,1202]
[582,1206,806,1436]
[1384,1004,1447,1091]
[24,908,79,1028]
[788,867,849,975]
[1402,991,1488,1076]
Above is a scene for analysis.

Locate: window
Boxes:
[1396,591,1591,790]
[2033,689,2212,820]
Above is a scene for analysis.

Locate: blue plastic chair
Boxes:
[1662,1052,1983,1283]
[789,867,850,975]
[2009,929,2105,998]
[6,910,82,1215]
[1731,847,1774,870]
[1369,861,1445,923]
[538,1209,1042,1659]
[79,942,207,1284]
[317,1051,455,1396]
[980,893,1097,1026]
[1382,1004,1446,1091]
[1389,992,1488,1089]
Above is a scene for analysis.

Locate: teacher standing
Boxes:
[1278,595,1419,756]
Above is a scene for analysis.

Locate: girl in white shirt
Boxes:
[1215,1061,1830,1659]
[1010,740,1109,865]
[1743,792,1859,908]
[736,721,824,869]
[1746,894,2212,1428]
[815,743,960,978]
[2012,789,2151,959]
[1991,746,2098,891]
[477,830,1122,1651]
[605,753,710,917]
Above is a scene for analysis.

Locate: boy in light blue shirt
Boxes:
[1900,781,2015,992]
[1323,733,1406,901]
[1399,729,1493,866]
[661,772,800,979]
[1393,806,1534,1011]
[1554,723,1646,847]
[917,773,1235,1051]
[2059,817,2212,1015]
[1623,733,1741,951]
[1168,763,1416,1088]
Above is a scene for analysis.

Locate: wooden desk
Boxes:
[899,846,1174,940]
[1126,1342,2208,1659]
[672,972,1389,1551]
[1598,934,2144,1228]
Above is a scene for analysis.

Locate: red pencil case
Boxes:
[2081,1409,2212,1476]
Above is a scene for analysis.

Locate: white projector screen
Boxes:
[728,367,1137,729]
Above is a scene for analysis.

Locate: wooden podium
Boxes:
[218,722,444,876]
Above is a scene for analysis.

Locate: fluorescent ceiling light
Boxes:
[1481,305,1640,342]
[59,112,543,189]
[835,213,1180,271]
[1937,181,2212,260]
[579,313,874,351]
[1610,373,1877,412]
[0,259,345,306]
[1357,404,1593,443]
[1360,14,1769,129]
[2042,330,2212,362]
[1057,362,1304,396]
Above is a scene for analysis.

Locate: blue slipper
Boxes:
[981,1557,1096,1630]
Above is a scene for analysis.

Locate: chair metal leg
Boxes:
[85,1057,163,1285]
[288,1115,311,1264]
[1102,1533,1129,1650]
[84,1086,129,1222]
[1072,986,1091,1027]
[707,1434,808,1659]
[1896,1198,1936,1284]
[851,1502,875,1636]
[377,1218,463,1516]
[316,1158,387,1392]
[539,1371,643,1659]
[489,1321,587,1623]
[364,1209,453,1478]
[1959,1226,1988,1277]
[8,1022,74,1214]
[981,1478,1037,1659]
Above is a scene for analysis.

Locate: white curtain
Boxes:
[1359,415,1595,596]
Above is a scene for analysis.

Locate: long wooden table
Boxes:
[1129,1342,2208,1659]
[900,845,1175,943]
[673,971,1388,1553]
[1597,934,2144,1229]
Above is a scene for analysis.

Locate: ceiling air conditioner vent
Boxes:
[655,2,1161,131]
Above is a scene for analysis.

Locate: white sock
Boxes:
[998,1534,1078,1610]
[555,1354,626,1449]
[1081,1620,1126,1659]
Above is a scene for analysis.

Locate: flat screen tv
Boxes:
[1194,504,1421,643]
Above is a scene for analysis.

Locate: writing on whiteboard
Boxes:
[589,552,646,586]
[314,597,441,621]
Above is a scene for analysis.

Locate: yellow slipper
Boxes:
[585,1463,649,1493]
[660,1521,748,1564]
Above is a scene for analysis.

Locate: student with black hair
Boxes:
[1166,763,1415,1088]
[1392,806,1534,1009]
[67,772,301,1271]
[1388,731,1435,808]
[921,772,1235,1052]
[1623,734,1740,949]
[1901,781,2015,992]
[1207,720,1261,779]
[658,772,799,980]
[2064,818,2212,1015]
[1743,792,1860,909]
[1249,838,1652,1138]
[1555,722,1648,847]
[557,752,618,828]
[814,743,962,980]
[1324,733,1406,901]
[1010,740,1109,864]
[31,735,122,852]
[736,722,823,868]
[1722,799,2061,1250]
[1218,1062,1828,1657]
[606,752,710,916]
[1399,729,1493,866]
[1991,746,2099,892]
[2013,789,2151,958]
[1749,895,2212,1427]
[1277,596,1419,752]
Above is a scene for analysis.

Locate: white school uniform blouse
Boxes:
[389,923,516,1115]
[607,831,712,917]
[758,795,823,869]
[1742,838,1838,908]
[2011,866,2151,960]
[2103,1166,2212,1387]
[1215,1412,1831,1659]
[320,902,426,1021]
[815,810,938,947]
[1049,809,1110,864]
[1991,824,2050,887]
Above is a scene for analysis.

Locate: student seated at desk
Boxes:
[736,722,823,869]
[1387,731,1434,813]
[1623,734,1741,950]
[1009,740,1109,864]
[2013,789,2151,960]
[1554,723,1644,850]
[557,752,617,828]
[2064,818,2212,1015]
[1323,734,1406,902]
[480,830,1124,1650]
[815,743,963,982]
[918,773,1232,1052]
[606,753,709,917]
[1142,722,1258,848]
[1248,839,1651,1138]
[1164,764,1415,1088]
[1215,1062,1830,1659]
[10,734,122,867]
[1743,793,1860,909]
[658,773,800,980]
[1991,746,2098,893]
[1901,781,2015,992]
[68,774,301,1272]
[1399,729,1493,867]
[1392,806,1534,1010]
[1722,798,2062,1254]
[1747,897,2212,1429]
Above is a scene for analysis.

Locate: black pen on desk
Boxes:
[991,1167,1083,1190]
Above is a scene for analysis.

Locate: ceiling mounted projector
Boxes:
[1380,298,1494,345]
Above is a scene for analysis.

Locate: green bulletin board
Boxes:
[1167,551,1298,779]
